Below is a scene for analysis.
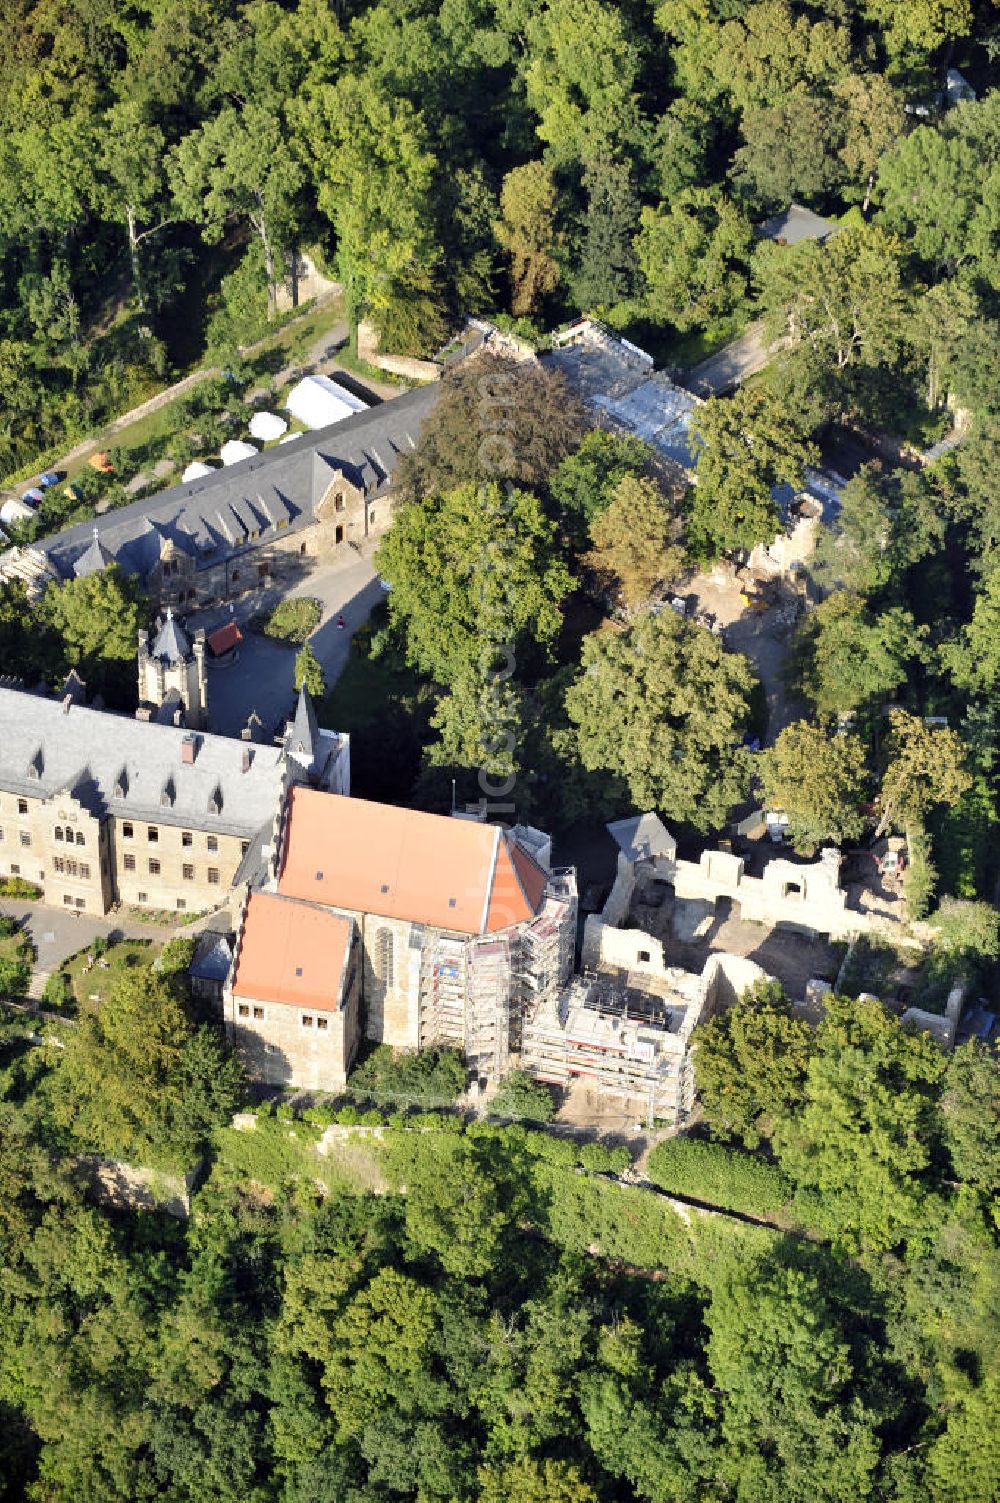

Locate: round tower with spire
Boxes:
[137,608,209,728]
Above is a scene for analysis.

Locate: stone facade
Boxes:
[0,785,113,916]
[224,938,361,1091]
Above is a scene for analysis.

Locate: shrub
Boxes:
[524,1131,580,1167]
[0,878,42,899]
[43,971,74,1010]
[578,1141,632,1176]
[260,597,323,645]
[350,1045,466,1105]
[490,1070,557,1123]
[646,1136,793,1217]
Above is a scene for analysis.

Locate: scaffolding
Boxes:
[417,931,466,1051]
[521,971,690,1124]
[466,936,512,1079]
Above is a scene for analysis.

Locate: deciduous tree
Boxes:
[565,609,755,830]
[498,162,563,317]
[694,979,814,1148]
[760,721,869,849]
[585,474,684,614]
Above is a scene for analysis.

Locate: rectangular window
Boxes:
[63,894,73,907]
[123,854,135,872]
[147,826,158,843]
[302,1015,313,1027]
[238,1003,249,1018]
[122,822,133,839]
[316,1016,328,1031]
[241,841,249,856]
[0,828,4,842]
[75,897,85,910]
[182,831,193,848]
[53,857,64,874]
[65,859,77,877]
[19,832,30,847]
[207,836,218,853]
[253,1006,264,1020]
[17,799,27,815]
[176,898,186,911]
[182,864,194,881]
[79,863,90,880]
[137,892,147,903]
[207,867,219,885]
[148,858,160,875]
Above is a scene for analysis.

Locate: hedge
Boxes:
[645,1136,793,1218]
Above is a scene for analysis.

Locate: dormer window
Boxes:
[208,785,223,815]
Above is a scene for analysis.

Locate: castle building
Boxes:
[28,385,439,610]
[223,788,577,1089]
[0,684,347,917]
[137,610,209,728]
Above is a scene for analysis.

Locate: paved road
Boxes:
[683,322,781,397]
[192,552,383,737]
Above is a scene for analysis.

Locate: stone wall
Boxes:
[357,320,441,382]
[0,786,112,915]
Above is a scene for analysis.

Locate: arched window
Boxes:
[64,827,74,843]
[54,827,63,842]
[377,929,394,988]
[76,830,85,846]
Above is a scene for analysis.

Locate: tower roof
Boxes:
[150,608,192,664]
[72,527,115,578]
[286,685,319,764]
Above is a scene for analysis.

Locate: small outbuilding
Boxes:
[285,374,368,431]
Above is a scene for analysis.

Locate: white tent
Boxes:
[219,439,259,467]
[0,498,35,525]
[181,460,217,482]
[249,410,288,442]
[278,432,302,445]
[285,374,368,431]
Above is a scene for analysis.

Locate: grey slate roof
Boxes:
[42,383,440,586]
[0,685,286,838]
[756,204,840,246]
[150,610,192,664]
[286,685,319,764]
[607,813,677,863]
[190,931,234,983]
[73,528,116,577]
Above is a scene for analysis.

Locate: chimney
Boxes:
[241,747,253,773]
[61,694,73,714]
[181,733,198,765]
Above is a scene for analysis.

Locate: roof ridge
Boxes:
[481,827,501,934]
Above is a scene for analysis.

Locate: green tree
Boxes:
[293,644,325,697]
[813,464,946,596]
[757,223,908,374]
[95,100,171,309]
[296,78,446,345]
[585,474,684,614]
[637,189,752,331]
[523,0,644,167]
[707,1255,881,1501]
[861,0,973,62]
[479,1457,598,1503]
[714,0,851,111]
[694,979,814,1148]
[549,428,654,547]
[376,480,571,685]
[876,710,971,839]
[41,566,148,704]
[833,73,905,210]
[491,1069,557,1122]
[760,722,869,849]
[573,151,641,311]
[49,963,193,1165]
[170,105,303,316]
[923,1372,1000,1503]
[497,162,563,317]
[942,564,1000,696]
[688,386,817,557]
[792,594,925,717]
[940,1041,1000,1198]
[403,1136,511,1276]
[732,95,844,211]
[565,609,755,831]
[774,995,947,1252]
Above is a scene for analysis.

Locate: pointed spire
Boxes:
[287,684,319,765]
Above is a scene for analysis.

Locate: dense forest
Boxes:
[1,947,999,1502]
[1,0,997,478]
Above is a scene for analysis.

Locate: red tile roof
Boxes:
[207,622,243,656]
[277,788,548,935]
[232,890,352,1010]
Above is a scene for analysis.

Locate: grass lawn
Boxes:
[60,939,158,1010]
[321,639,426,730]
